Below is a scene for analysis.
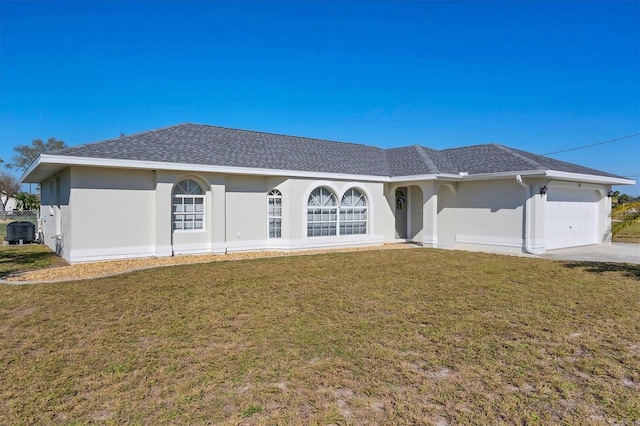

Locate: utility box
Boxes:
[6,221,36,244]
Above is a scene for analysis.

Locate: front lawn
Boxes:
[0,249,638,424]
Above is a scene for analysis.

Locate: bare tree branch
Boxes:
[0,172,22,219]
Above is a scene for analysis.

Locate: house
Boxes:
[21,123,634,264]
[0,192,18,217]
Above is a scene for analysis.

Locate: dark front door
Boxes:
[395,187,407,239]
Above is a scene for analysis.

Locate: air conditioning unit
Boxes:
[5,221,36,244]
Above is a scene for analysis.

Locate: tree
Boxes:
[617,193,631,204]
[14,191,40,210]
[0,172,21,220]
[7,137,67,171]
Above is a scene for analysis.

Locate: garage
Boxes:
[544,187,599,250]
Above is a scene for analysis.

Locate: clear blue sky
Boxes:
[1,1,638,194]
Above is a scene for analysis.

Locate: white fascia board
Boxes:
[31,154,390,183]
[389,174,438,182]
[436,174,465,180]
[26,155,633,187]
[459,169,634,185]
[20,155,43,182]
[545,170,635,185]
[454,170,547,181]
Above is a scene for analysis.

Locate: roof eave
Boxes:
[22,156,635,188]
[389,174,438,182]
[441,169,633,185]
[544,170,635,186]
[449,170,548,181]
[21,155,392,183]
[20,154,49,183]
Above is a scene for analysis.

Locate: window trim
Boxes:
[172,179,206,232]
[307,186,338,237]
[339,188,368,236]
[305,184,369,238]
[267,189,282,239]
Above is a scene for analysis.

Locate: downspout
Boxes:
[516,175,544,255]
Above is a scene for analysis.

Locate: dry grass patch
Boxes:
[613,222,640,244]
[1,249,638,424]
[2,243,413,283]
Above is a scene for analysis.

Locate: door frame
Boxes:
[394,187,408,239]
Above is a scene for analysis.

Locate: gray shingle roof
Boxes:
[387,146,435,175]
[48,123,622,179]
[52,123,389,176]
[503,146,622,178]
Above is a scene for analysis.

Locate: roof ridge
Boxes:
[414,145,440,174]
[492,144,545,170]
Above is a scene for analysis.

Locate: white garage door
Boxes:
[544,188,599,250]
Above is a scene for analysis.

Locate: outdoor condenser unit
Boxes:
[5,221,36,244]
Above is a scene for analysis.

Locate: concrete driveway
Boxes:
[541,243,640,264]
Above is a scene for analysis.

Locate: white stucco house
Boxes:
[21,123,634,264]
[1,192,18,214]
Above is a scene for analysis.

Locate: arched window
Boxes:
[173,179,204,231]
[307,187,337,236]
[340,188,367,235]
[268,189,282,239]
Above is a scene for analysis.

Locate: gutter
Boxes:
[24,155,634,188]
[516,175,544,255]
[24,154,390,184]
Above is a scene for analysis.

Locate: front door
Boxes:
[395,187,407,239]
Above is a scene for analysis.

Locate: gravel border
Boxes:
[1,244,418,285]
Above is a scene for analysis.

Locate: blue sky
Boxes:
[1,1,638,194]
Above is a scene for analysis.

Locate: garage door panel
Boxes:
[544,188,599,250]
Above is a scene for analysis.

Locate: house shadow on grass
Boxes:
[559,261,640,280]
[0,245,68,279]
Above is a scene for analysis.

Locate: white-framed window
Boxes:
[307,187,337,236]
[268,189,282,238]
[340,188,367,235]
[173,179,205,231]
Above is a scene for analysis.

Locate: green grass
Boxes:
[0,243,67,278]
[613,221,640,243]
[0,249,638,424]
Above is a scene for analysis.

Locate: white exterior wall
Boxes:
[157,174,386,254]
[385,182,433,244]
[437,179,526,252]
[435,178,611,254]
[37,165,616,264]
[156,171,226,256]
[225,175,285,251]
[50,167,390,263]
[39,177,55,249]
[39,169,72,261]
[67,167,156,262]
[251,177,387,251]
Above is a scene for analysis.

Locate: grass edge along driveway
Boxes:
[1,248,639,425]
